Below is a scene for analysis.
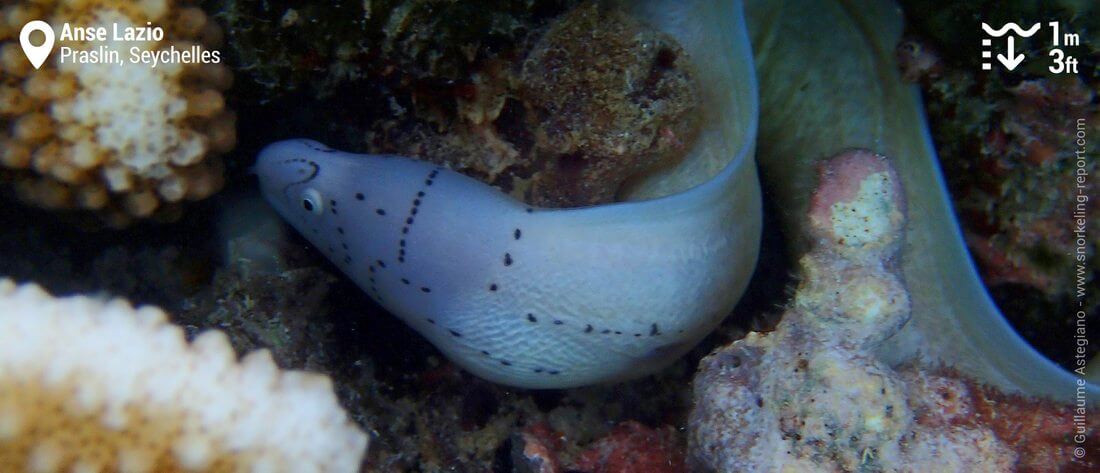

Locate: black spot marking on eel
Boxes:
[278,158,320,192]
[650,323,661,336]
[304,142,336,153]
[376,209,386,216]
[585,324,593,333]
[500,360,512,366]
[553,320,563,326]
[401,278,410,285]
[514,229,522,240]
[449,329,462,337]
[489,284,498,292]
[355,192,365,201]
[397,168,440,264]
[420,287,431,293]
[503,253,513,266]
[527,313,537,323]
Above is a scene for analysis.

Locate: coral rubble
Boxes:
[572,421,684,473]
[0,279,366,472]
[513,420,684,473]
[0,0,235,226]
[689,151,1021,472]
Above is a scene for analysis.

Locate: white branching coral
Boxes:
[0,0,234,226]
[0,279,367,472]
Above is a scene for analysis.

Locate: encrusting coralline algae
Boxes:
[689,150,1016,472]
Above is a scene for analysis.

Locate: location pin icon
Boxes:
[20,20,55,70]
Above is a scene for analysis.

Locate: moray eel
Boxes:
[255,0,759,389]
[255,137,759,388]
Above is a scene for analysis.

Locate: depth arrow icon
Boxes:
[997,36,1025,71]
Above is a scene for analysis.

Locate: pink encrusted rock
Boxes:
[515,422,563,473]
[514,420,683,473]
[688,150,1019,472]
[807,149,905,257]
[573,421,684,473]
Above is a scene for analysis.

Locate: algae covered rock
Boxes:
[517,2,700,206]
[378,2,702,208]
[689,151,1015,472]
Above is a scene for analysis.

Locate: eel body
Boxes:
[255,138,759,388]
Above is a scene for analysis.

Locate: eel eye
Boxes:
[300,188,324,216]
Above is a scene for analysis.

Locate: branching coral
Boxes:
[0,0,235,226]
[689,150,1018,472]
[0,279,367,472]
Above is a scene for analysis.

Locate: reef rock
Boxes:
[688,150,1017,472]
[517,2,700,207]
[378,1,701,208]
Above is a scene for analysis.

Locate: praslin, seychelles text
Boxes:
[55,22,220,68]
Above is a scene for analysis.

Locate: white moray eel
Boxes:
[258,0,1098,400]
[256,0,760,389]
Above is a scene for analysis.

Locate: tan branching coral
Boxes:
[0,279,367,472]
[0,0,235,226]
